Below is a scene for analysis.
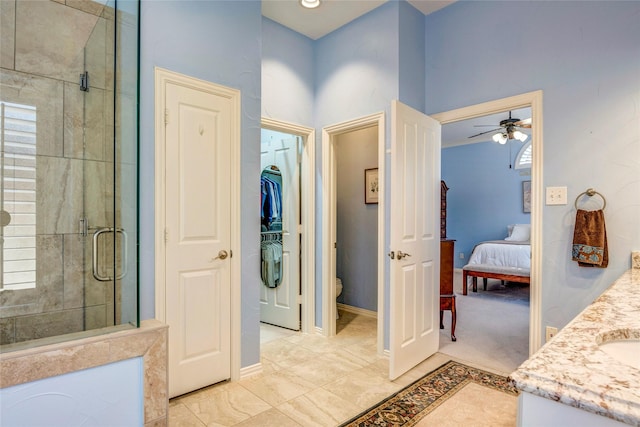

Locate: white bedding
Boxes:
[467,240,531,270]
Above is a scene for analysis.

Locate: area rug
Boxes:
[339,360,518,427]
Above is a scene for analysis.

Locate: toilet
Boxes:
[336,278,343,319]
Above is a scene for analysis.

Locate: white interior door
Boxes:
[389,100,441,380]
[165,80,232,398]
[260,136,301,330]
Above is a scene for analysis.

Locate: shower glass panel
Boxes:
[0,0,139,351]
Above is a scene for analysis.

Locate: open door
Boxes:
[389,100,441,380]
[260,136,301,330]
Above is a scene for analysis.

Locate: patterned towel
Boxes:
[572,209,608,268]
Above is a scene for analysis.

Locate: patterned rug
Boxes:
[339,360,519,427]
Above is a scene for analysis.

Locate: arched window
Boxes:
[515,140,532,170]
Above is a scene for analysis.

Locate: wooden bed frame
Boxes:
[462,264,530,295]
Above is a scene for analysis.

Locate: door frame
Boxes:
[260,117,316,334]
[321,112,385,355]
[153,67,242,379]
[431,90,543,354]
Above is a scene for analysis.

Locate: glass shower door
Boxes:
[0,0,139,350]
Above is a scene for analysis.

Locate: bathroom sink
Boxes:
[598,339,640,370]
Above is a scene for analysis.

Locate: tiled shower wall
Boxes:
[0,0,117,345]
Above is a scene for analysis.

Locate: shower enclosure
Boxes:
[0,0,139,349]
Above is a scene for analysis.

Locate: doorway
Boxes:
[432,90,543,357]
[323,104,443,380]
[321,112,385,355]
[259,130,301,331]
[260,118,315,335]
[334,127,379,324]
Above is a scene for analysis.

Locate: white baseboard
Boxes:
[337,303,377,319]
[239,362,262,380]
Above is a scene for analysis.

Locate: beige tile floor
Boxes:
[169,311,517,426]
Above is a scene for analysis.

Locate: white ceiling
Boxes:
[262,1,533,148]
[261,0,456,41]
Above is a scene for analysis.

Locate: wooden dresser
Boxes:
[440,239,456,341]
[439,181,456,341]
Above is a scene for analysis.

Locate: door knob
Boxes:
[213,250,229,261]
[397,250,412,260]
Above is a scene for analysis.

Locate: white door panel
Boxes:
[260,137,300,330]
[390,100,441,380]
[165,81,232,397]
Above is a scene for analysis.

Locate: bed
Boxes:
[462,224,531,295]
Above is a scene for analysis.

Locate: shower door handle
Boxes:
[92,227,128,282]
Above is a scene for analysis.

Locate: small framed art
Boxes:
[522,180,531,213]
[365,168,379,204]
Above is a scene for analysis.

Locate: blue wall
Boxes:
[425,1,640,335]
[139,0,263,367]
[398,0,425,113]
[134,0,639,371]
[314,2,400,334]
[261,18,314,124]
[442,141,531,268]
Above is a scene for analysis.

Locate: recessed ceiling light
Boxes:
[300,0,321,9]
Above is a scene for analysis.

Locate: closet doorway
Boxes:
[260,118,315,334]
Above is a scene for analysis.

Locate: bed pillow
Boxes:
[506,224,530,242]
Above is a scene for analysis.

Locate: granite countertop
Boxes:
[510,269,640,425]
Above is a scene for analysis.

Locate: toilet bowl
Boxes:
[336,278,343,319]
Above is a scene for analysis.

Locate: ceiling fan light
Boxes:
[493,133,507,144]
[513,130,528,142]
[300,0,321,8]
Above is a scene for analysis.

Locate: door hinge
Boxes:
[297,295,302,304]
[79,71,89,92]
[164,227,169,242]
[164,108,169,125]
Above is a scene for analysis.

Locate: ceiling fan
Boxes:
[468,111,532,143]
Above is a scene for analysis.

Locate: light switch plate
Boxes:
[546,186,567,205]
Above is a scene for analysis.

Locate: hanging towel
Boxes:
[572,209,608,268]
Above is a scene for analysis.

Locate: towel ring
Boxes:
[574,188,606,210]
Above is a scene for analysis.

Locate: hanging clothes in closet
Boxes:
[261,168,283,232]
[261,234,282,288]
[260,165,283,288]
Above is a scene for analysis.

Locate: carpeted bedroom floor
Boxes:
[438,269,530,375]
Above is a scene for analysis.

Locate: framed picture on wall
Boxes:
[522,180,531,213]
[365,168,379,204]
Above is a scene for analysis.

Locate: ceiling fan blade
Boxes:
[468,127,502,138]
[515,118,532,128]
[473,124,502,127]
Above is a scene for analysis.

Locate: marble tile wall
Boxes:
[1,0,121,346]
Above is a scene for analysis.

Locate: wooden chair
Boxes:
[440,239,457,341]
